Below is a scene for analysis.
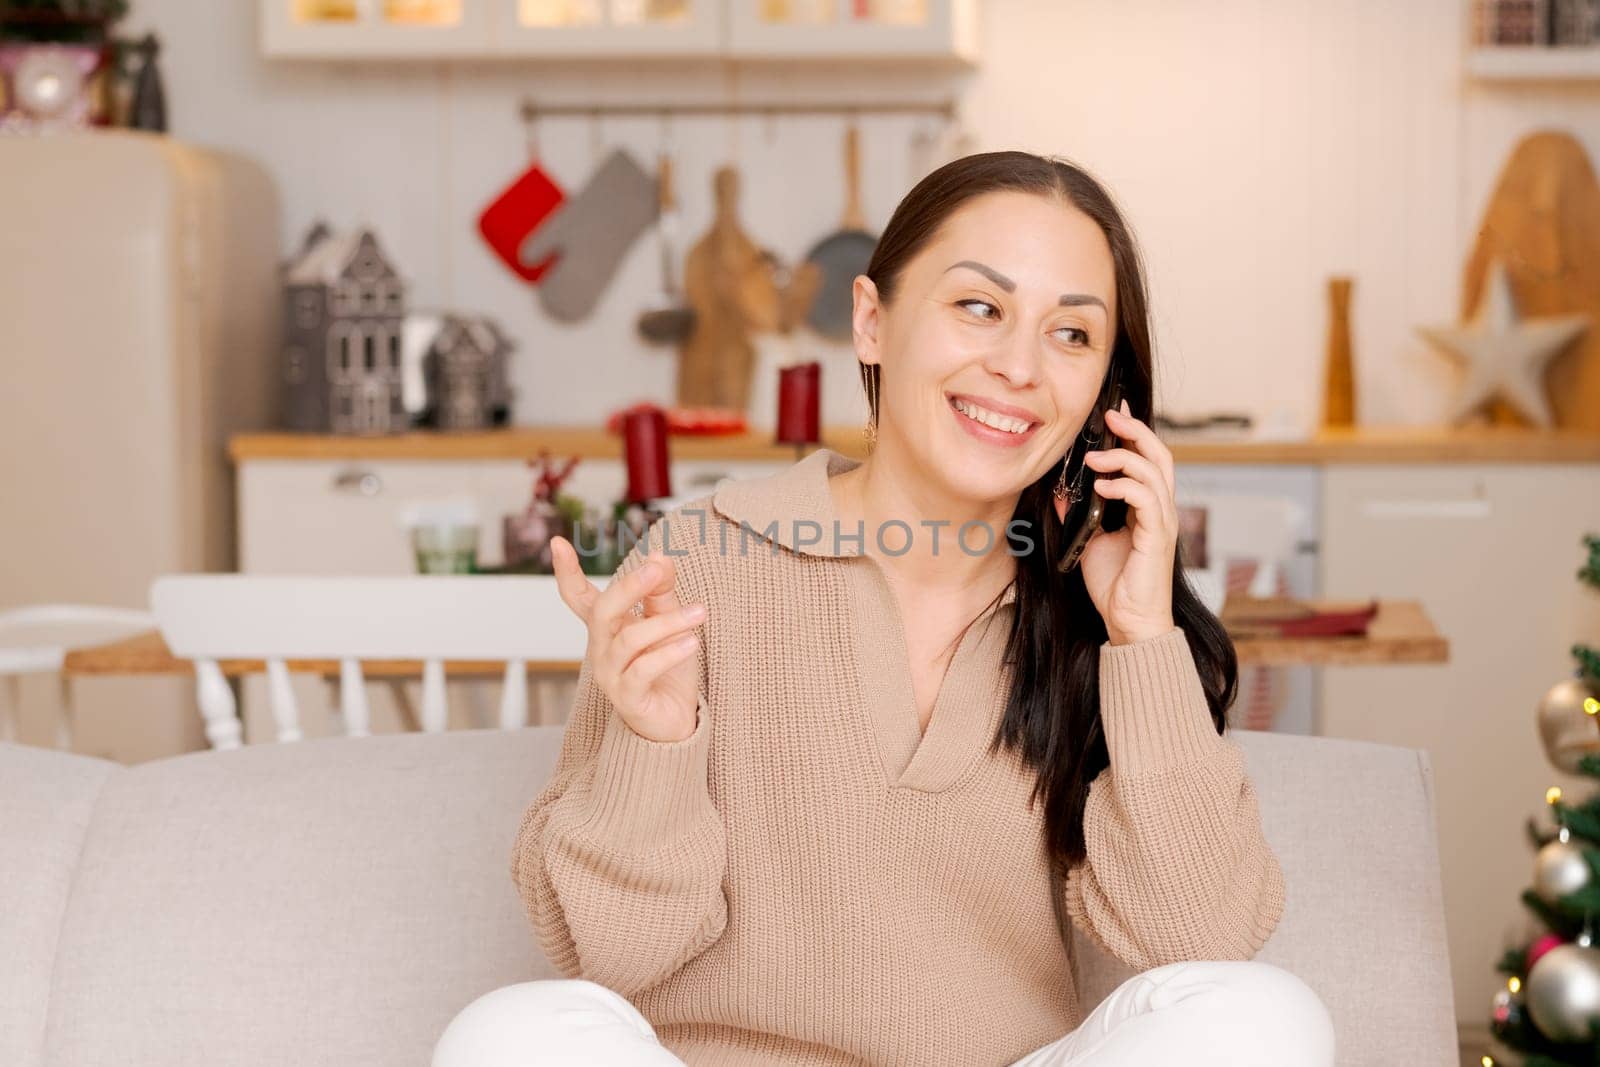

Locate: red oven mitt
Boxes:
[477,161,565,284]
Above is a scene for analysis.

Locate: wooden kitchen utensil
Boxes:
[1463,130,1600,432]
[637,149,696,345]
[802,119,879,341]
[677,165,787,410]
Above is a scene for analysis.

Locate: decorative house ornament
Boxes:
[282,221,409,435]
[1415,258,1589,428]
[421,313,515,431]
[1553,0,1600,44]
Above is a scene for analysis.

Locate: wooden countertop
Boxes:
[61,630,582,678]
[61,599,1445,674]
[228,423,1600,465]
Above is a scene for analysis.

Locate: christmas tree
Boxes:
[1487,534,1600,1064]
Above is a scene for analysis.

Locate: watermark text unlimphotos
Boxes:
[569,509,1048,560]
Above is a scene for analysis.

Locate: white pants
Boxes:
[433,960,1335,1066]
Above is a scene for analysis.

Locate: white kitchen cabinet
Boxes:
[1318,463,1600,1033]
[493,0,724,56]
[260,0,495,58]
[236,456,787,575]
[257,0,974,60]
[725,0,977,63]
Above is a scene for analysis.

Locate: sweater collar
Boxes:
[709,447,1018,607]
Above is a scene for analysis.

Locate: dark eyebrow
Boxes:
[944,260,1107,314]
[946,259,1015,292]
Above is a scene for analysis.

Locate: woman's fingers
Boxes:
[1092,475,1159,512]
[1104,404,1175,496]
[613,602,707,672]
[1093,476,1175,553]
[615,631,700,710]
[1084,447,1173,521]
[1086,448,1177,532]
[549,536,599,625]
[594,551,676,635]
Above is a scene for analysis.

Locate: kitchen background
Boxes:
[4,1,1600,1062]
[118,0,1563,431]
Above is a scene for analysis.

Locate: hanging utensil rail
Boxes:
[518,97,958,120]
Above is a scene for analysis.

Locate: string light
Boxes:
[1509,975,1521,994]
[1549,786,1565,805]
[1586,696,1599,717]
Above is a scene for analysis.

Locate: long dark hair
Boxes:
[860,150,1238,878]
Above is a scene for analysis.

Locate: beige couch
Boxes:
[1,727,1456,1066]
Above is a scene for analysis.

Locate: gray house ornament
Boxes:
[281,221,409,435]
[421,314,515,431]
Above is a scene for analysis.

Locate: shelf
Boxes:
[227,424,1600,465]
[259,0,977,61]
[1467,45,1600,80]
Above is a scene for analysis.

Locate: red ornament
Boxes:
[1528,932,1565,969]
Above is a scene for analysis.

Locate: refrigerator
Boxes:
[0,130,282,761]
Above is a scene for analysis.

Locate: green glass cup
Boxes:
[411,523,479,574]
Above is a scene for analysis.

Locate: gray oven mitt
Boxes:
[519,147,658,323]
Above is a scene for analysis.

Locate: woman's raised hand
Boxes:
[550,536,707,743]
[1079,399,1179,646]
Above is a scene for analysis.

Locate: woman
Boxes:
[435,151,1335,1065]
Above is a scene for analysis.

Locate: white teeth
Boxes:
[952,396,1031,434]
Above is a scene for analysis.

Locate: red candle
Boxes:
[776,361,821,445]
[622,405,672,503]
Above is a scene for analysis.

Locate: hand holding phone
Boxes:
[1056,369,1128,574]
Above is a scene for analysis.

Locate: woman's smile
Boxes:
[946,391,1043,447]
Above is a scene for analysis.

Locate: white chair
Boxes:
[149,575,602,750]
[0,605,156,749]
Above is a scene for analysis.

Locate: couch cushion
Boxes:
[41,727,561,1067]
[1072,729,1458,1064]
[34,724,1457,1066]
[0,743,119,1067]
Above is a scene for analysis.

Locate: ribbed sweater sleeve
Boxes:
[509,541,729,998]
[1062,625,1286,971]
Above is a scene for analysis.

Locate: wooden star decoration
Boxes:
[1415,259,1589,427]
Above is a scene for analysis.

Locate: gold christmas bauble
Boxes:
[1538,678,1600,774]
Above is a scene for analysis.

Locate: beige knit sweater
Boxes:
[511,447,1285,1066]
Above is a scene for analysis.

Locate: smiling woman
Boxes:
[843,152,1233,850]
[442,152,1334,1067]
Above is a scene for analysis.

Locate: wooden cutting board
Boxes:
[1462,130,1600,431]
[677,165,820,414]
[678,165,780,410]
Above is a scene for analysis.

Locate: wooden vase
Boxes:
[1321,276,1356,429]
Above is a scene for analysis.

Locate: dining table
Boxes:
[61,596,1445,678]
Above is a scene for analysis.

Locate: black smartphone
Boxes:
[1056,369,1128,574]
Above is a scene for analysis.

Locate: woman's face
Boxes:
[852,189,1118,504]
